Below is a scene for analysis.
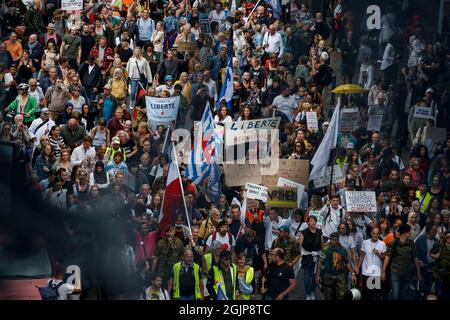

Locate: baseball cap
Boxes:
[47,23,55,29]
[164,75,174,82]
[347,142,355,149]
[112,136,120,144]
[41,107,49,113]
[278,225,289,232]
[426,88,434,94]
[104,83,112,90]
[397,224,411,235]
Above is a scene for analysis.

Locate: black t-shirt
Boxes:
[169,265,197,297]
[301,228,322,252]
[119,47,133,64]
[265,262,294,299]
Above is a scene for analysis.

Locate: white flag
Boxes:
[309,98,341,181]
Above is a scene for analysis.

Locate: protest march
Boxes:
[0,0,449,302]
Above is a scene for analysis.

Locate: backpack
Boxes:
[36,280,64,300]
[324,206,344,227]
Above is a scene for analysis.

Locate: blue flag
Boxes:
[216,59,234,111]
[264,0,281,19]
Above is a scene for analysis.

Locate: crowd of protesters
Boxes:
[0,0,449,300]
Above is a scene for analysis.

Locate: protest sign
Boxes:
[200,19,211,34]
[146,96,180,123]
[223,164,262,186]
[425,127,447,141]
[277,177,304,208]
[313,165,344,188]
[245,183,268,202]
[345,191,377,212]
[306,112,319,132]
[62,0,83,10]
[225,117,280,145]
[308,210,323,229]
[367,115,383,131]
[340,108,359,132]
[267,187,298,208]
[413,106,432,119]
[262,159,309,187]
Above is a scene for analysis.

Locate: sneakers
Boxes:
[305,294,311,300]
[310,292,316,300]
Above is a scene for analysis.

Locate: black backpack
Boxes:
[36,280,64,300]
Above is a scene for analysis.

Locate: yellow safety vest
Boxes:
[106,146,127,162]
[212,264,237,300]
[172,262,202,300]
[415,191,432,212]
[204,253,213,272]
[239,267,255,300]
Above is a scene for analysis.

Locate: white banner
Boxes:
[145,96,180,124]
[313,165,344,188]
[367,115,383,131]
[413,106,432,119]
[61,0,83,11]
[345,191,377,212]
[225,117,280,145]
[306,112,319,132]
[340,108,359,132]
[277,177,304,208]
[245,183,268,202]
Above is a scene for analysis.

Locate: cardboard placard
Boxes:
[413,106,432,119]
[367,115,383,132]
[261,159,309,187]
[61,0,83,11]
[267,187,298,208]
[245,183,268,202]
[223,164,262,186]
[313,165,344,188]
[308,210,323,229]
[340,108,359,132]
[176,40,198,54]
[277,177,304,208]
[425,127,447,141]
[306,112,319,132]
[345,191,377,212]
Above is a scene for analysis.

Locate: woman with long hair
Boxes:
[377,218,391,240]
[214,105,232,124]
[429,175,444,203]
[148,193,162,220]
[174,72,192,105]
[237,105,253,121]
[34,143,56,180]
[126,46,152,108]
[133,122,152,149]
[66,86,86,113]
[52,148,72,174]
[80,103,96,131]
[48,125,66,159]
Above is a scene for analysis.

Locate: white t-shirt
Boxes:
[206,232,236,250]
[271,95,297,122]
[360,239,386,276]
[289,221,308,240]
[46,279,75,300]
[339,235,356,251]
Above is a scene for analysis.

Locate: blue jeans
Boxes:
[303,264,316,296]
[129,79,141,107]
[391,273,410,300]
[180,295,195,300]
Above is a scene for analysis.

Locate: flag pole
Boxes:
[171,140,192,236]
[328,97,341,195]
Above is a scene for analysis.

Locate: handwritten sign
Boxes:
[267,187,298,208]
[225,117,280,146]
[261,159,309,187]
[413,106,432,119]
[425,127,447,141]
[367,115,383,132]
[306,112,319,132]
[223,164,262,186]
[313,165,344,188]
[61,0,83,11]
[308,210,323,229]
[345,191,377,212]
[277,177,304,208]
[340,108,359,132]
[245,183,268,202]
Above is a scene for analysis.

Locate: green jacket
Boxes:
[8,95,37,123]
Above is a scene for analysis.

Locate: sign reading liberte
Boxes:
[225,117,280,145]
[146,96,180,123]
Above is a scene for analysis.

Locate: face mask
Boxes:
[175,224,183,228]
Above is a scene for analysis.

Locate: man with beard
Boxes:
[261,248,296,300]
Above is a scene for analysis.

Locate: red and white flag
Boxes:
[159,162,183,233]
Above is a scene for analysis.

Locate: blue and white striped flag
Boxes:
[185,102,216,185]
[216,59,234,111]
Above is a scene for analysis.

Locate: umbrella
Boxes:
[331,84,364,94]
